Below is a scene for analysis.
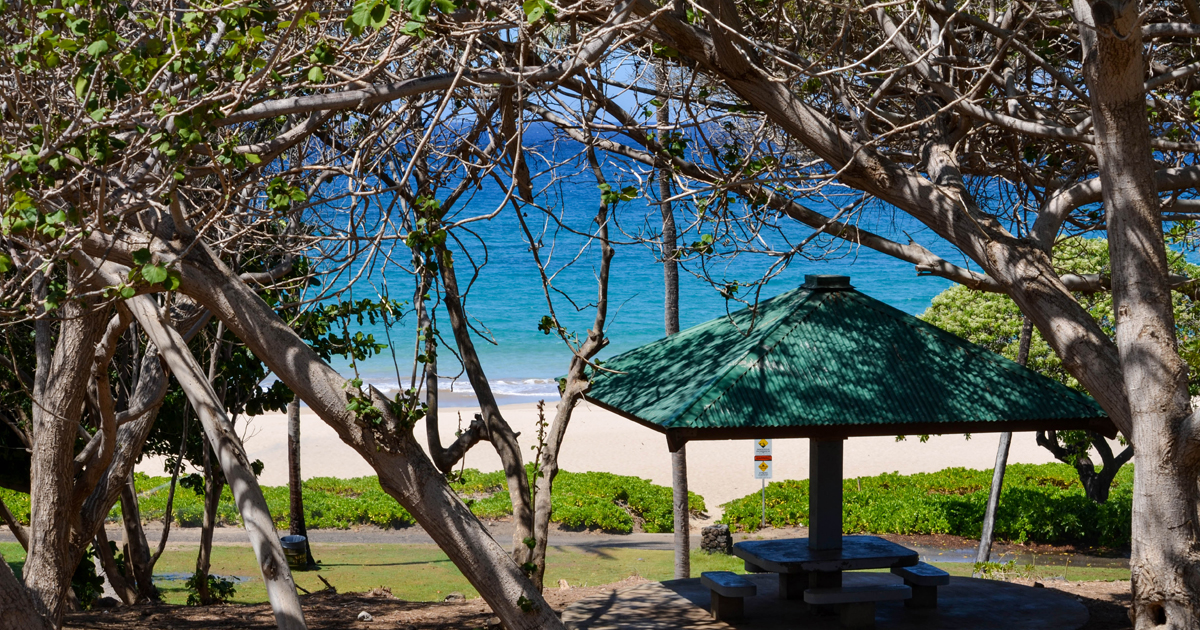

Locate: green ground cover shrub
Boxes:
[0,488,29,524]
[430,468,706,533]
[721,463,1133,547]
[1,467,703,534]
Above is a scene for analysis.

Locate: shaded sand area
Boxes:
[138,400,1064,516]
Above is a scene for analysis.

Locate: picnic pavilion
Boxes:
[564,275,1114,630]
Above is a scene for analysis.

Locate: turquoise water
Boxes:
[310,142,966,406]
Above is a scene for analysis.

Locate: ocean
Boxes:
[308,147,967,407]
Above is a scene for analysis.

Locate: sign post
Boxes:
[754,439,772,529]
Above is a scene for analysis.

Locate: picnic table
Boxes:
[733,535,919,598]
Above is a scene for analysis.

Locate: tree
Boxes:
[922,238,1200,503]
[1,0,623,625]
[536,3,1200,624]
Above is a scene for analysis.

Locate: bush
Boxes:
[720,463,1133,547]
[185,573,237,606]
[0,487,29,524]
[420,467,706,533]
[2,468,703,534]
[72,545,105,609]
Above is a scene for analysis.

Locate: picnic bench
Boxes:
[700,571,757,621]
[892,562,950,609]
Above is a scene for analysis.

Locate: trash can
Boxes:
[280,535,307,570]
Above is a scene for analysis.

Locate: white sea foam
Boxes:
[358,376,559,405]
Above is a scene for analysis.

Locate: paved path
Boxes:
[0,522,811,551]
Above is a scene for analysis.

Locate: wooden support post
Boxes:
[809,438,844,550]
[669,435,690,579]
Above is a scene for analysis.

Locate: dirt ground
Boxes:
[878,531,1130,561]
[1006,579,1131,630]
[64,575,1131,630]
[64,577,650,630]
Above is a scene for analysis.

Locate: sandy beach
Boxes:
[137,400,1069,517]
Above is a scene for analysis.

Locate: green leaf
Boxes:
[307,66,325,83]
[522,0,554,23]
[141,264,168,285]
[245,153,262,164]
[74,74,90,100]
[651,43,678,58]
[86,39,109,57]
[131,248,152,266]
[119,285,136,299]
[399,21,425,36]
[405,0,432,19]
[347,0,392,36]
[0,254,11,273]
[163,270,182,291]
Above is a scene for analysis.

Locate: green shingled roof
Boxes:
[584,276,1109,439]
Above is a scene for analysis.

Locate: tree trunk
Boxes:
[117,475,156,602]
[163,240,563,629]
[1077,435,1133,504]
[1035,429,1133,504]
[976,318,1033,568]
[195,443,223,606]
[1075,0,1200,626]
[286,398,315,567]
[118,289,307,630]
[24,276,108,626]
[0,548,52,630]
[75,346,170,568]
[93,529,137,606]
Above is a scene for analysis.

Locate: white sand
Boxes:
[137,400,1070,517]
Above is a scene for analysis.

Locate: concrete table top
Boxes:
[733,535,919,573]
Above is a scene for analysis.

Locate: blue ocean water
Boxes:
[312,161,967,406]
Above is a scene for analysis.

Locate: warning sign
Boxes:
[755,459,773,479]
[754,439,772,479]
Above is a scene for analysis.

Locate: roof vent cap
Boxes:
[803,275,853,290]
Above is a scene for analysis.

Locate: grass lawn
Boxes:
[149,544,748,605]
[930,559,1130,583]
[0,541,1128,607]
[2,542,23,580]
